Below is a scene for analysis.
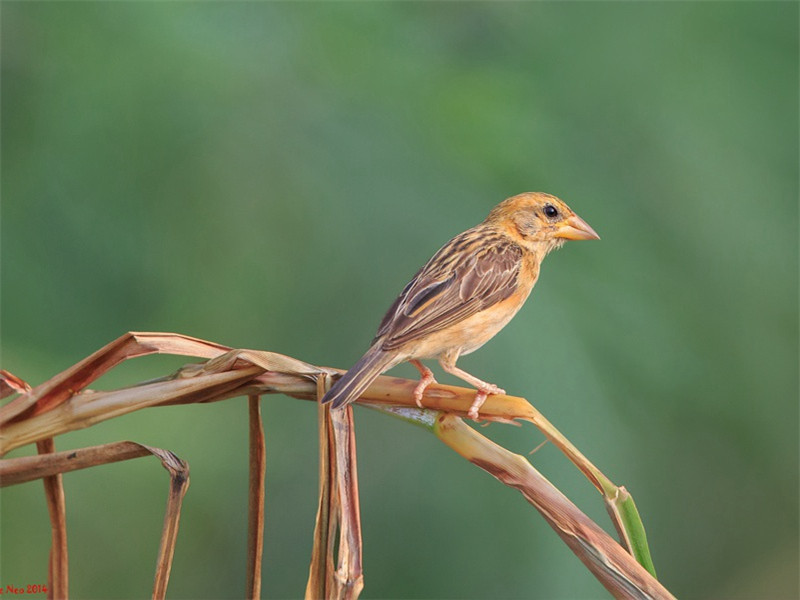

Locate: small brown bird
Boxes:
[321,192,599,419]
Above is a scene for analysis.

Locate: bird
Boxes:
[321,192,599,420]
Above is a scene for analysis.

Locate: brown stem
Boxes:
[246,395,266,599]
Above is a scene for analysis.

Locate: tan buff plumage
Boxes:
[321,192,599,419]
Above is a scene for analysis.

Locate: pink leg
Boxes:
[409,359,437,408]
[438,354,505,421]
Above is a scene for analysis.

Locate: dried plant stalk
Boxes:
[2,439,189,599]
[433,413,673,599]
[1,332,668,597]
[36,438,68,600]
[151,447,190,600]
[354,379,655,575]
[246,395,266,599]
[0,441,152,486]
[306,377,335,599]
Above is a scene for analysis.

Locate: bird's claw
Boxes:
[412,369,438,408]
[467,384,505,421]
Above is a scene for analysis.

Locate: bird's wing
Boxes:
[375,229,523,351]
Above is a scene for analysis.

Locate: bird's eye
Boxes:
[543,204,559,218]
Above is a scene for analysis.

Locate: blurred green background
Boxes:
[2,2,797,599]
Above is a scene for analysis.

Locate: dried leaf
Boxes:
[305,375,363,600]
[0,369,32,400]
[0,332,231,425]
[1,368,263,455]
[329,404,363,599]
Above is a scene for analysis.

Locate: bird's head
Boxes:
[485,192,600,255]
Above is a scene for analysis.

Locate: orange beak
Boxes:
[555,214,600,241]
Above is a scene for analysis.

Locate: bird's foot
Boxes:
[410,360,437,408]
[468,384,505,421]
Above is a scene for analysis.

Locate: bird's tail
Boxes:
[321,346,395,409]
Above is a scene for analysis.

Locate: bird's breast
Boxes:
[406,272,537,359]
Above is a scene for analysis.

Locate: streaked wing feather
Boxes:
[375,229,522,350]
